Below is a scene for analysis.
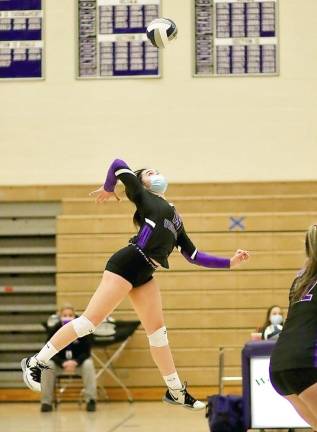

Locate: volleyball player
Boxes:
[270,225,317,430]
[22,159,249,410]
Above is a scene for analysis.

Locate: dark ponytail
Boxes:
[125,168,146,228]
[291,225,317,304]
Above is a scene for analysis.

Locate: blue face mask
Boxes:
[149,174,168,194]
[61,318,73,325]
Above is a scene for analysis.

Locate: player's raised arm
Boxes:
[90,159,144,204]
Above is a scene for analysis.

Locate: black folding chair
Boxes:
[92,317,140,403]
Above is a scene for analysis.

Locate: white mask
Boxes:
[270,314,283,326]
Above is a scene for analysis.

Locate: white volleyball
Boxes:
[146,18,178,48]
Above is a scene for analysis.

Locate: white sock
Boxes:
[163,372,182,390]
[35,341,58,364]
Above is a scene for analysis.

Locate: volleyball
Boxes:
[146,18,178,48]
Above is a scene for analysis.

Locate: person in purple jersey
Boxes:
[270,225,317,430]
[22,159,249,410]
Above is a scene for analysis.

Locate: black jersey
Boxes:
[115,165,196,269]
[270,275,317,371]
[104,159,230,270]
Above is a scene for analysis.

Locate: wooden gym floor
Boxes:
[0,402,312,432]
[0,402,208,432]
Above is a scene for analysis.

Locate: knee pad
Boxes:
[72,316,96,338]
[148,326,168,347]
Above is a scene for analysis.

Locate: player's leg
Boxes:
[285,393,317,430]
[22,271,132,391]
[130,277,175,376]
[129,277,205,410]
[51,271,132,349]
[298,382,317,430]
[270,369,317,430]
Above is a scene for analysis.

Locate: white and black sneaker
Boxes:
[21,356,49,392]
[163,381,206,410]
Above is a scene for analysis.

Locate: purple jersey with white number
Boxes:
[270,275,317,371]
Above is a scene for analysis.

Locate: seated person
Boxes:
[260,305,284,340]
[40,304,97,412]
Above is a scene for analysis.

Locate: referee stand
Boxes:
[219,347,305,432]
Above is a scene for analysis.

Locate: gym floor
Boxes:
[0,402,208,432]
[0,402,312,432]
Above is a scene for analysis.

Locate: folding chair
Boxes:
[42,315,87,408]
[55,371,85,408]
[92,317,140,403]
[218,346,242,395]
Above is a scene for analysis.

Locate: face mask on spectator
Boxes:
[270,314,283,326]
[60,309,75,325]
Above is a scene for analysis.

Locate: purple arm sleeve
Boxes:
[103,159,130,192]
[182,250,231,269]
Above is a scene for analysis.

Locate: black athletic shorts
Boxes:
[105,245,156,288]
[270,368,317,396]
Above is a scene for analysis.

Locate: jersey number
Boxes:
[301,280,317,302]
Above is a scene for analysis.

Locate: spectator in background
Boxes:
[40,304,97,413]
[261,305,284,340]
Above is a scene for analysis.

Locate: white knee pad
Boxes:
[148,326,168,347]
[72,316,96,338]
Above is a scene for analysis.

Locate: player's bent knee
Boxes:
[72,315,96,338]
[148,326,168,347]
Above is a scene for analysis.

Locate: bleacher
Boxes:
[56,182,317,397]
[0,201,59,390]
[1,182,317,400]
[0,187,89,399]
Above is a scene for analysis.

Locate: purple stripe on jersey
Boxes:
[136,224,153,249]
[314,338,317,367]
[104,159,130,192]
[182,250,230,269]
[314,344,317,367]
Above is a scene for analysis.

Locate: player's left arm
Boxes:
[176,228,249,269]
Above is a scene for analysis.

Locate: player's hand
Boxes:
[89,186,120,203]
[230,249,250,268]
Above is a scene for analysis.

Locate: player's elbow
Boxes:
[113,158,126,166]
[182,251,197,265]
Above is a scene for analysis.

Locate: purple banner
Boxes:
[0,0,43,78]
[0,1,41,11]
